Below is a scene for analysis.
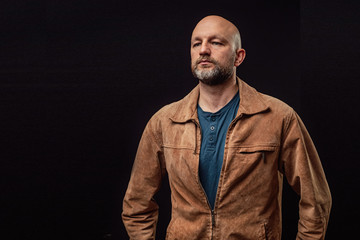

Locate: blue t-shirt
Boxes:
[197,92,240,209]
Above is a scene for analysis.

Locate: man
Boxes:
[122,15,331,239]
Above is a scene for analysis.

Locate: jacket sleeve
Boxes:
[280,111,332,240]
[122,118,165,240]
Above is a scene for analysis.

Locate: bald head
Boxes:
[190,15,246,86]
[192,15,242,50]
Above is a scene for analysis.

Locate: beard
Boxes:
[192,55,235,86]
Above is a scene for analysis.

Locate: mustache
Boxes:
[195,57,217,65]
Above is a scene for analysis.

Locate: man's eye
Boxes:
[212,42,222,45]
[193,43,201,47]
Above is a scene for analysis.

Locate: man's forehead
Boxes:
[191,16,236,41]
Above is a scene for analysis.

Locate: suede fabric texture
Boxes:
[122,78,332,240]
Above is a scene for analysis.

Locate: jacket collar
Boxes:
[170,78,269,123]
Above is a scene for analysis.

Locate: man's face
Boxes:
[190,19,237,85]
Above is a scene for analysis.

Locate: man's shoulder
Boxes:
[258,91,295,117]
[143,98,187,134]
[152,100,182,120]
[150,85,199,123]
[239,79,295,118]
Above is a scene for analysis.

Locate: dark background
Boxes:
[1,0,359,239]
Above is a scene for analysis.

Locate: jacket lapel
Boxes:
[169,78,270,123]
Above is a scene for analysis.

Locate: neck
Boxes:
[198,74,238,113]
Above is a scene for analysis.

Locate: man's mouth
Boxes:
[197,58,214,65]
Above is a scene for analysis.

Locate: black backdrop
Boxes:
[1,0,359,239]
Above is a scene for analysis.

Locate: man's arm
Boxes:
[280,111,332,240]
[122,119,165,240]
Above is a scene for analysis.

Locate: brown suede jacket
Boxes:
[122,78,332,240]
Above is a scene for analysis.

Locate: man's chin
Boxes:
[194,72,216,83]
[194,68,215,77]
[198,76,224,86]
[196,71,233,86]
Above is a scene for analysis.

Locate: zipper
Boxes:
[195,172,216,239]
[192,114,244,239]
[196,168,216,239]
[209,113,242,239]
[202,186,216,240]
[211,209,215,227]
[211,209,215,240]
[193,118,216,239]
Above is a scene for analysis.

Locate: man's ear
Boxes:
[234,49,246,67]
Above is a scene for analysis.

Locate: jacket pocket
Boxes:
[258,221,268,240]
[236,145,278,162]
[223,145,279,197]
[236,145,278,154]
[259,220,274,240]
[258,220,280,240]
[234,145,278,164]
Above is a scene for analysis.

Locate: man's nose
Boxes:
[199,43,211,55]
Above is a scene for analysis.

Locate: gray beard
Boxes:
[192,55,235,86]
[193,64,233,86]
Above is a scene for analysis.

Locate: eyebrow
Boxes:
[192,35,228,43]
